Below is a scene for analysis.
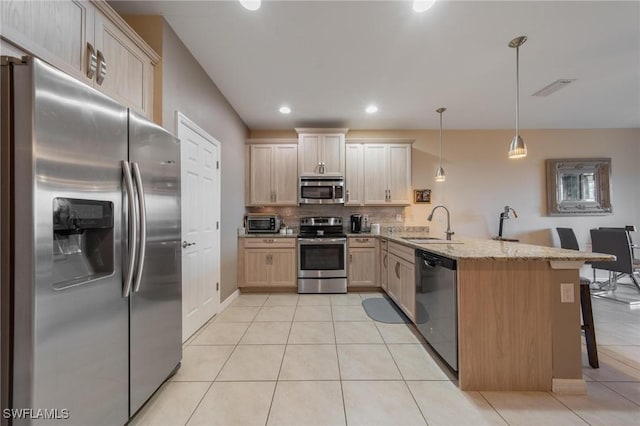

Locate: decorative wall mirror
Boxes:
[546,158,612,216]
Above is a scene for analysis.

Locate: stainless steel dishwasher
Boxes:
[415,250,458,372]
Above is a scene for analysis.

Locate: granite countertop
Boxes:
[380,233,616,262]
[237,232,615,262]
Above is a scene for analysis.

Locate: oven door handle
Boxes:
[298,238,346,244]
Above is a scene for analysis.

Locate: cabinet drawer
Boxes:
[388,241,415,264]
[349,237,376,248]
[243,237,296,249]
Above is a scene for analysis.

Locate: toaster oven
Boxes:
[246,214,282,234]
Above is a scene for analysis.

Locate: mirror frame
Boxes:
[546,158,612,216]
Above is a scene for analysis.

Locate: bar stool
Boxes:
[556,228,599,368]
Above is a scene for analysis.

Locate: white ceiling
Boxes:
[110,0,640,130]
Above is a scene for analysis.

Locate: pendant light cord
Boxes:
[515,45,520,137]
[439,111,443,166]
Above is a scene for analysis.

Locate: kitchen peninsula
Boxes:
[238,232,614,393]
[384,235,615,394]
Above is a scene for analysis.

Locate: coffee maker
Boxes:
[350,214,362,233]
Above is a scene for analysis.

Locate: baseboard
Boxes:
[552,378,587,394]
[219,289,240,313]
[239,286,297,293]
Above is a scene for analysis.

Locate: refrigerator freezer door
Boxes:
[128,111,182,415]
[9,58,129,425]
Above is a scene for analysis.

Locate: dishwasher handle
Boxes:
[423,258,441,269]
[416,250,457,270]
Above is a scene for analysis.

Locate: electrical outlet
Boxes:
[395,214,403,222]
[560,283,574,303]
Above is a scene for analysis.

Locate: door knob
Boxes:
[182,241,196,248]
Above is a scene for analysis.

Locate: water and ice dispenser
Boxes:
[52,198,114,287]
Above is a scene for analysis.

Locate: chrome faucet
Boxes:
[498,205,518,238]
[427,205,454,240]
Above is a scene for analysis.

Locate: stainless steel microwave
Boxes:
[299,176,345,204]
[246,214,282,233]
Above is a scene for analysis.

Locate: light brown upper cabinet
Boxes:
[347,141,412,206]
[0,0,158,119]
[296,128,347,177]
[247,144,298,206]
[364,144,412,205]
[345,144,365,205]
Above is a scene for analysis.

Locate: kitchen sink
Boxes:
[401,237,463,244]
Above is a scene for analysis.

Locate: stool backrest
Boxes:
[590,228,633,273]
[599,226,636,247]
[556,227,579,251]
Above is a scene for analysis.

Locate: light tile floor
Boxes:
[132,291,640,426]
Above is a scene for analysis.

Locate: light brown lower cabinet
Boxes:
[384,241,415,321]
[239,237,296,289]
[380,239,388,291]
[348,237,379,288]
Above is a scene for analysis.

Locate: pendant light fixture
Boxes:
[508,35,527,159]
[435,107,446,182]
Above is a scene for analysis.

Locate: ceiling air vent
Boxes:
[532,79,576,97]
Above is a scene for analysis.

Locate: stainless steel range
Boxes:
[297,217,347,293]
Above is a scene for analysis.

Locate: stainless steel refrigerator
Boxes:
[1,56,181,425]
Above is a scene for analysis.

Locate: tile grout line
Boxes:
[379,323,429,426]
[597,381,640,408]
[182,381,215,426]
[330,297,349,426]
[263,294,296,426]
[597,347,640,373]
[181,294,270,425]
[546,390,593,425]
[476,391,511,426]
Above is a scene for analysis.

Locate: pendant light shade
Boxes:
[508,135,527,159]
[435,107,446,182]
[508,35,527,159]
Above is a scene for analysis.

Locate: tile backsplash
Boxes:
[246,205,428,234]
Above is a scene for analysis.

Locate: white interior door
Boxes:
[177,112,221,342]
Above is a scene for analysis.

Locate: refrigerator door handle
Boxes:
[132,162,147,292]
[122,160,138,297]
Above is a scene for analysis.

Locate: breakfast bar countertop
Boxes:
[380,233,616,262]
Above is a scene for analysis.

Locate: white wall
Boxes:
[161,22,248,301]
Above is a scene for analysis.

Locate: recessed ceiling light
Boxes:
[532,79,577,97]
[413,0,437,13]
[239,0,261,11]
[279,106,291,114]
[365,105,378,114]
